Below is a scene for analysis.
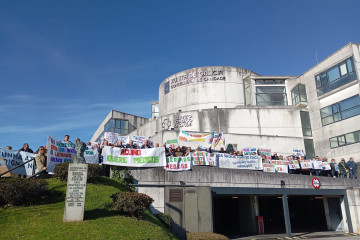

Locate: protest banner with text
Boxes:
[165,156,191,171]
[178,130,214,144]
[218,154,263,170]
[46,136,76,172]
[102,146,166,167]
[0,149,35,175]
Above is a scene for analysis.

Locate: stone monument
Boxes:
[63,140,88,222]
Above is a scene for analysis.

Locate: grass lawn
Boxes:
[0,177,177,240]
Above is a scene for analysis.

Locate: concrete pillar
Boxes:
[282,194,292,238]
[323,197,332,230]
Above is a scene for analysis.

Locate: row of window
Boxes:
[256,86,288,106]
[320,95,360,126]
[330,130,360,149]
[315,57,356,96]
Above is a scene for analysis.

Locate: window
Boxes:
[255,79,285,84]
[300,111,312,136]
[244,76,251,105]
[315,57,357,96]
[304,139,315,159]
[320,95,360,126]
[329,130,360,149]
[256,86,287,106]
[291,84,307,105]
[104,119,130,135]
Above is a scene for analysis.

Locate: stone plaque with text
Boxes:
[63,163,88,222]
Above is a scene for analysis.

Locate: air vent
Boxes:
[170,189,183,202]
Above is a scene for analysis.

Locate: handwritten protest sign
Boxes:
[166,139,179,149]
[263,163,276,173]
[178,130,214,144]
[46,136,76,172]
[84,147,99,164]
[192,151,216,166]
[165,156,191,171]
[0,149,34,175]
[243,148,257,155]
[259,148,271,160]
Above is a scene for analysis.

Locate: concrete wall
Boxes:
[159,66,259,116]
[128,106,305,156]
[131,167,360,234]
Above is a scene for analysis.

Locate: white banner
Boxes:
[0,149,35,176]
[118,136,130,145]
[212,132,225,148]
[242,148,257,155]
[275,165,288,173]
[178,130,214,144]
[102,146,166,167]
[263,163,276,173]
[47,136,76,172]
[84,147,99,164]
[166,139,179,149]
[191,151,217,166]
[312,161,323,170]
[218,154,263,170]
[165,156,192,171]
[288,160,300,169]
[132,136,146,147]
[300,161,313,169]
[104,132,119,144]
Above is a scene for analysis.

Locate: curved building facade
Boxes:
[159,66,259,116]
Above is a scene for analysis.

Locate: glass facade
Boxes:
[315,57,357,96]
[300,111,312,136]
[320,95,360,126]
[291,84,307,105]
[330,130,360,149]
[104,119,130,135]
[256,86,288,106]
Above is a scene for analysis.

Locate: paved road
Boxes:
[231,231,360,240]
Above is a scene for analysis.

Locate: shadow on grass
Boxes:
[35,189,65,205]
[85,207,118,220]
[91,177,126,191]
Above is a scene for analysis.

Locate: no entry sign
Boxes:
[311,177,321,189]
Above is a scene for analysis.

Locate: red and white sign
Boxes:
[311,177,321,189]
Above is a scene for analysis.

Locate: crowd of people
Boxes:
[2,136,358,180]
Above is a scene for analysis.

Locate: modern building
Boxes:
[91,110,148,142]
[92,42,360,237]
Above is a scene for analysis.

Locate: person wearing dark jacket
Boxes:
[346,157,357,179]
[19,143,34,153]
[338,158,348,179]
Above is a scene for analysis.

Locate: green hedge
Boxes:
[54,163,102,182]
[0,178,48,207]
[111,192,153,219]
[155,213,172,228]
[187,232,229,240]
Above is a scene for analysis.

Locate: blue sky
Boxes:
[0,0,359,150]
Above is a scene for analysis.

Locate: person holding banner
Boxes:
[174,146,184,157]
[19,143,34,153]
[141,140,152,149]
[114,140,125,148]
[125,140,137,149]
[184,147,192,156]
[35,146,47,172]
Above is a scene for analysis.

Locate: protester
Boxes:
[219,147,226,153]
[184,147,192,156]
[347,157,357,179]
[261,155,268,163]
[35,146,47,172]
[166,147,174,157]
[271,153,279,160]
[126,140,137,149]
[63,134,71,143]
[155,143,160,147]
[141,139,152,149]
[330,158,338,178]
[174,146,184,157]
[6,146,12,150]
[19,143,34,153]
[114,140,124,148]
[338,158,348,179]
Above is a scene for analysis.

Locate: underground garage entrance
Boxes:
[213,189,346,238]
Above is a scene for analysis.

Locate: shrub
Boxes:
[54,163,102,183]
[155,213,172,228]
[0,178,48,207]
[111,167,135,192]
[110,192,153,219]
[186,232,229,240]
